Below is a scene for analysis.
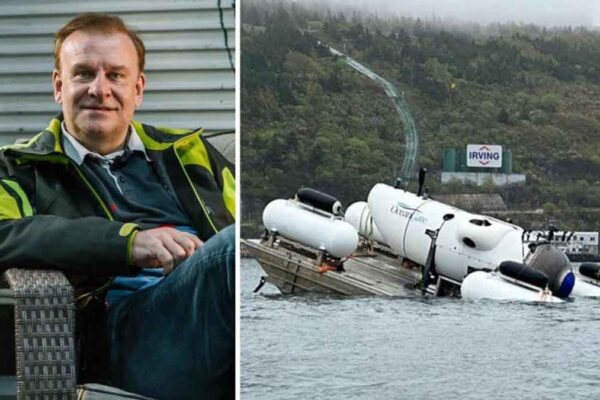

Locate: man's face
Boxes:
[52,31,146,153]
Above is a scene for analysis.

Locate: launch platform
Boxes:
[243,237,420,296]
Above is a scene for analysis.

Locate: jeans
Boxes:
[106,225,235,400]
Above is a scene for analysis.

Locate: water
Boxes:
[241,258,600,399]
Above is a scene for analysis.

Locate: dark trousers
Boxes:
[106,225,235,400]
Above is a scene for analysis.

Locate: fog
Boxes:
[292,0,600,27]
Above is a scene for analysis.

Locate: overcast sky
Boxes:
[296,0,600,28]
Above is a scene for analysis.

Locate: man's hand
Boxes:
[132,228,203,275]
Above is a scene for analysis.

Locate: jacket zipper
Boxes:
[14,152,114,220]
[70,160,114,220]
[69,160,115,304]
[173,135,218,234]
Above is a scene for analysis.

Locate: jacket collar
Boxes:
[62,122,151,166]
[6,114,203,159]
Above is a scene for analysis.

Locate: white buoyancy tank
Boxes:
[368,183,524,282]
[461,271,562,303]
[571,278,600,297]
[572,263,600,296]
[345,201,387,245]
[263,199,359,258]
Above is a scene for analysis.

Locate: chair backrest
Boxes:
[205,131,235,164]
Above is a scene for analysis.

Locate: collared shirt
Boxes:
[61,123,197,305]
[61,122,192,228]
[62,122,151,166]
[62,123,152,195]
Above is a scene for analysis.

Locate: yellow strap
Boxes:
[176,135,213,176]
[3,179,33,217]
[221,167,235,218]
[0,183,22,219]
[131,120,202,151]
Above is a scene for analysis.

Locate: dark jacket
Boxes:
[0,115,235,300]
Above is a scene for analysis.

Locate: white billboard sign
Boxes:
[466,144,502,168]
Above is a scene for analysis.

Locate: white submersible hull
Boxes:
[367,183,574,302]
[368,183,524,282]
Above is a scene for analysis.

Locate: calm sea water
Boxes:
[241,258,600,400]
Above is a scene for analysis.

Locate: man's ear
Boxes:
[135,72,146,108]
[52,69,63,104]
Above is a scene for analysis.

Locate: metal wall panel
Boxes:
[0,0,235,147]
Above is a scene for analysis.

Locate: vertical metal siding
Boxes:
[0,0,235,148]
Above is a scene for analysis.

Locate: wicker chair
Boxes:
[1,268,76,399]
[0,256,157,400]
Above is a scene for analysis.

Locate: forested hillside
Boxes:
[241,1,600,232]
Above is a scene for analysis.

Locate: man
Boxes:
[0,13,235,400]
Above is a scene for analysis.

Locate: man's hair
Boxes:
[54,13,145,73]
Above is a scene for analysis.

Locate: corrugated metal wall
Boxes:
[0,0,235,151]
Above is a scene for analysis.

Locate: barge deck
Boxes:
[243,237,421,296]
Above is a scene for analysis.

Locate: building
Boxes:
[525,231,599,255]
[441,145,526,187]
[0,0,235,160]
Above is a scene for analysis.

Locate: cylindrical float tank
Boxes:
[457,149,467,171]
[461,271,562,302]
[368,183,524,282]
[571,263,600,297]
[571,279,600,297]
[263,199,359,258]
[443,148,456,172]
[579,263,600,280]
[501,150,512,174]
[345,201,387,245]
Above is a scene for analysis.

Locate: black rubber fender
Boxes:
[499,261,549,289]
[579,263,600,281]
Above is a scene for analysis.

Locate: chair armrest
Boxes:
[4,268,77,400]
